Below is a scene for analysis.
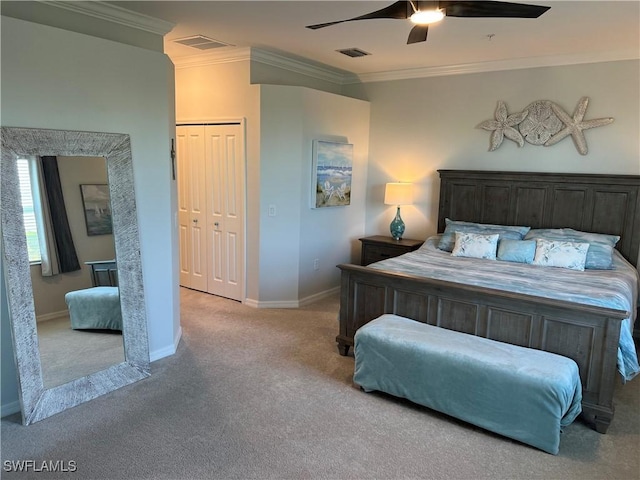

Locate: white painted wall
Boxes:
[259,85,370,303]
[343,60,640,241]
[1,16,178,415]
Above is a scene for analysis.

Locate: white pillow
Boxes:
[451,232,499,260]
[532,239,589,271]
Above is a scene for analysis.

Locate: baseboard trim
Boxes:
[243,298,259,308]
[1,400,21,418]
[298,287,340,307]
[36,310,68,323]
[149,326,182,362]
[244,287,339,309]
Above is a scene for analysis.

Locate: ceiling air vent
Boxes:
[173,35,233,50]
[336,48,371,58]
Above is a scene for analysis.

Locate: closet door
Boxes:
[205,124,245,301]
[177,123,245,302]
[177,126,208,292]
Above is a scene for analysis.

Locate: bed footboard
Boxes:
[337,263,628,433]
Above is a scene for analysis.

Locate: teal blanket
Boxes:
[354,314,582,455]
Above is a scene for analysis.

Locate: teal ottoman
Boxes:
[354,314,582,454]
[65,286,123,331]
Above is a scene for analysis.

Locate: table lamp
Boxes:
[384,182,413,240]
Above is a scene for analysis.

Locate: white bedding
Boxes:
[369,236,640,381]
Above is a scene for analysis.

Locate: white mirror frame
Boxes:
[1,127,150,425]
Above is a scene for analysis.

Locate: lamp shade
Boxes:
[384,183,413,206]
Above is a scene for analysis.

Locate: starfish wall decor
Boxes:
[476,97,614,155]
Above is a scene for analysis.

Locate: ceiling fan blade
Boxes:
[306,1,411,30]
[306,20,350,30]
[441,1,550,18]
[407,25,429,44]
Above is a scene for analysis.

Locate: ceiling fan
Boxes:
[305,1,550,45]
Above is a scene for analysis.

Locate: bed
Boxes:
[337,170,640,433]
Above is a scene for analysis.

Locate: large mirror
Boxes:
[34,156,124,389]
[1,127,150,425]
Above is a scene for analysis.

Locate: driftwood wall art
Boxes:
[476,97,614,155]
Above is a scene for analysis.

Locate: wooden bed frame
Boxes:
[337,170,640,433]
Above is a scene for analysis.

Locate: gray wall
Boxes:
[0,252,19,415]
[258,85,370,304]
[343,60,640,241]
[1,15,178,416]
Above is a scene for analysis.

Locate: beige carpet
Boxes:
[1,288,638,479]
[36,316,124,388]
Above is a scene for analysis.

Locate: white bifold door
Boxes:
[177,123,245,301]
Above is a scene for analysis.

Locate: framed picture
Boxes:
[80,184,113,236]
[311,140,353,208]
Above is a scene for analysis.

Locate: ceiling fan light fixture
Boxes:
[410,9,444,25]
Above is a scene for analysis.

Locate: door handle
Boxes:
[192,219,198,223]
[214,222,219,227]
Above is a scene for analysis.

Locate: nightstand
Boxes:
[359,235,424,266]
[85,260,118,286]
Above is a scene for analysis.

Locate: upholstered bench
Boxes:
[353,314,582,455]
[65,286,123,331]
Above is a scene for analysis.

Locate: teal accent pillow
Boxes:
[497,239,536,264]
[438,218,531,252]
[524,228,619,270]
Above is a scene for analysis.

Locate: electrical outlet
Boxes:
[313,258,320,270]
[268,204,276,217]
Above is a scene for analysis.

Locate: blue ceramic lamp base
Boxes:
[389,206,405,240]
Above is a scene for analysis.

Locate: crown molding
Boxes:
[172,47,252,69]
[172,47,350,85]
[38,1,175,35]
[170,45,638,85]
[250,49,349,85]
[351,49,640,84]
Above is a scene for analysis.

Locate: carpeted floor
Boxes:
[1,287,638,480]
[37,316,124,388]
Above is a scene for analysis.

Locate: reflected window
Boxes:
[16,158,41,263]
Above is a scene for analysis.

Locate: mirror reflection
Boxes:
[20,156,124,388]
[2,126,150,425]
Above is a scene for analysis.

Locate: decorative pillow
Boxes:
[451,232,499,260]
[497,239,536,264]
[532,239,589,271]
[438,218,531,252]
[524,228,619,270]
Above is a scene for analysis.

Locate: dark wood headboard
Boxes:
[438,170,640,267]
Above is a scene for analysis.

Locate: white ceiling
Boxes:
[110,1,639,77]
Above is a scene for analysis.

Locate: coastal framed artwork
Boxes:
[311,140,353,208]
[80,184,113,236]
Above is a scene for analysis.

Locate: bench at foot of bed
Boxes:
[65,286,122,331]
[353,314,583,455]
